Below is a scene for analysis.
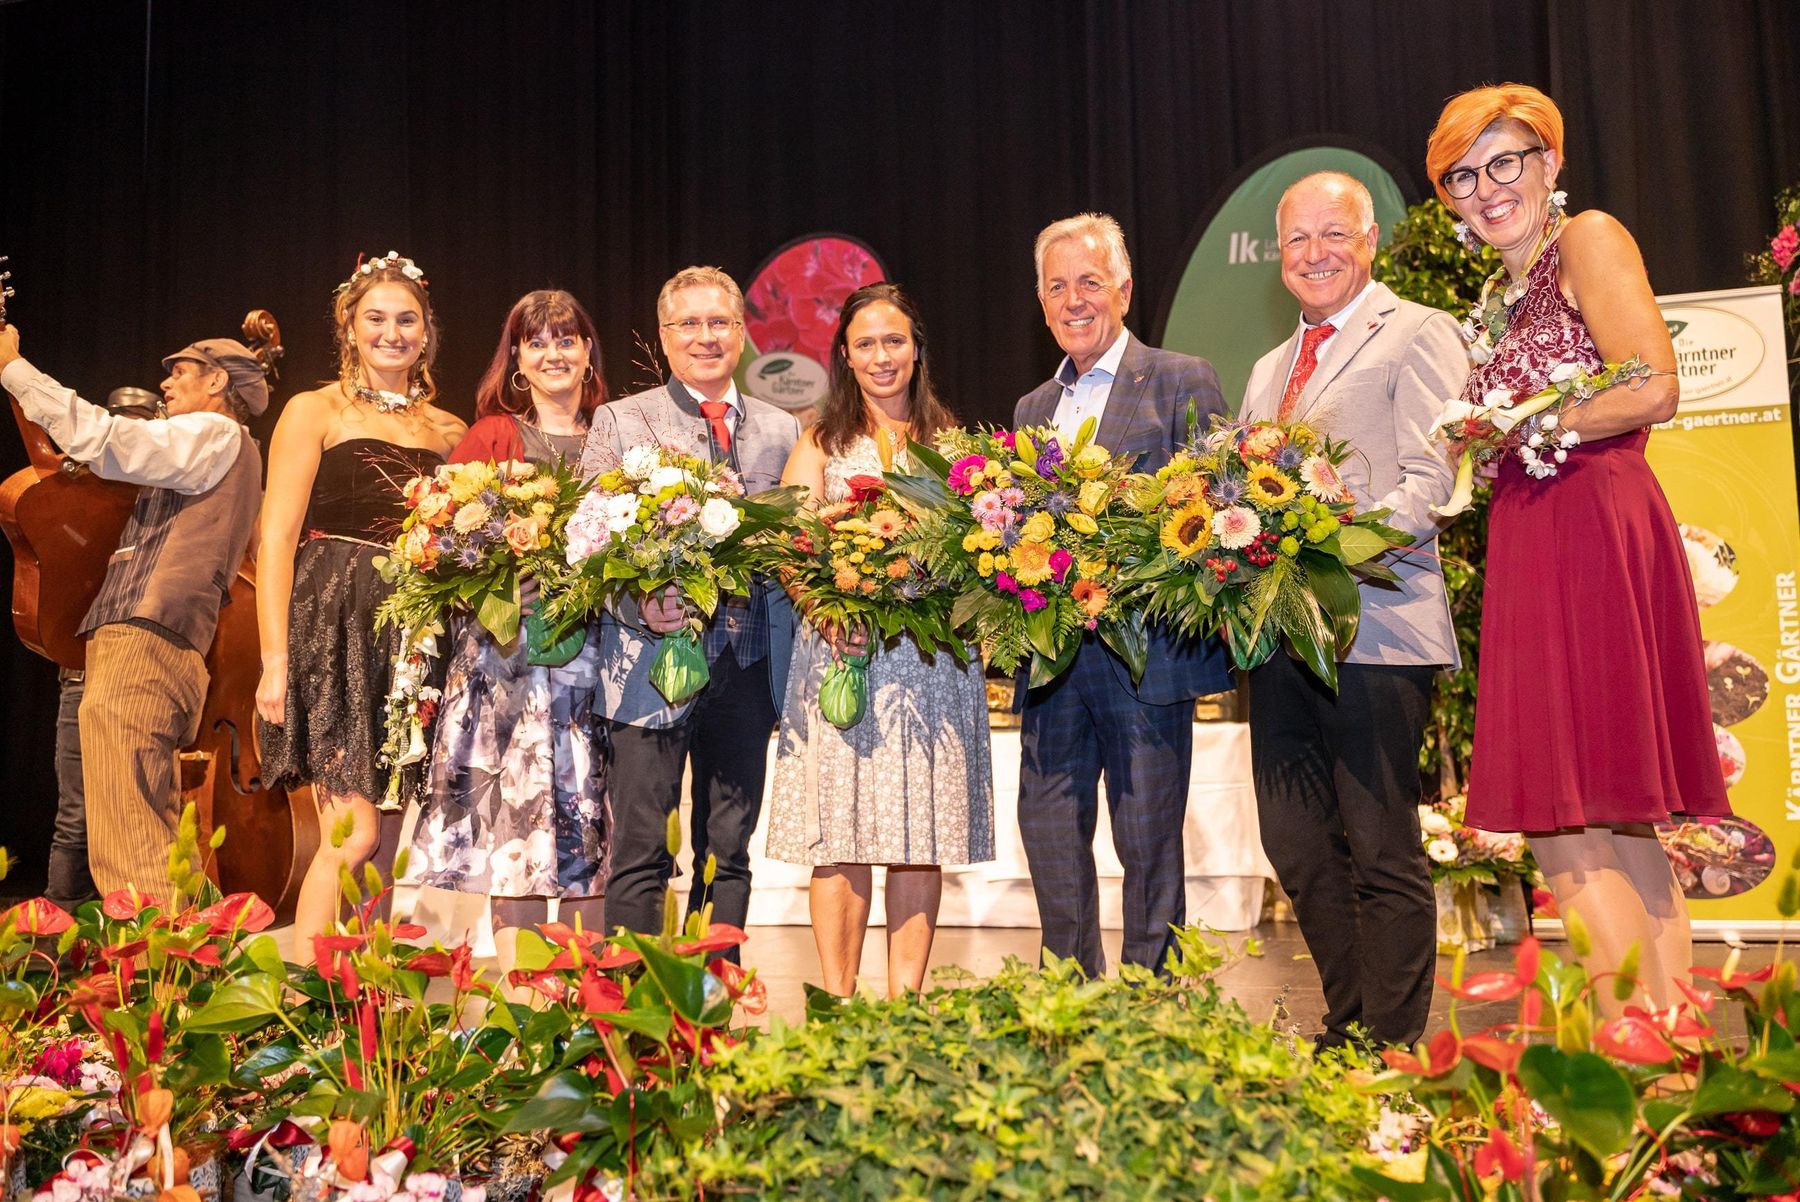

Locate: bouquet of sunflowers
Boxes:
[887,417,1145,687]
[373,457,589,793]
[1115,417,1410,690]
[757,463,963,728]
[543,444,803,705]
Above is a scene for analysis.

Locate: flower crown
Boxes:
[339,250,429,294]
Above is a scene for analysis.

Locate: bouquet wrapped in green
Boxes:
[1114,416,1411,690]
[756,469,963,728]
[886,417,1146,687]
[544,443,803,705]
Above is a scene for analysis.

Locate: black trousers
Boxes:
[603,651,777,962]
[1250,653,1437,1047]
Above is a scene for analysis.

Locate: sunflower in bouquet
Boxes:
[543,443,804,705]
[1115,417,1410,690]
[373,456,588,792]
[886,416,1145,687]
[757,470,963,728]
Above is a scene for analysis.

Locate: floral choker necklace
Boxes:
[1459,202,1567,364]
[355,381,425,413]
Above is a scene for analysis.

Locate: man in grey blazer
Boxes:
[1242,173,1469,1050]
[1015,213,1234,977]
[580,266,802,956]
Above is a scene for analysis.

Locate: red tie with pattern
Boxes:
[699,400,733,456]
[1277,322,1336,422]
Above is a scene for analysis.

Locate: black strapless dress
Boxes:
[258,438,444,803]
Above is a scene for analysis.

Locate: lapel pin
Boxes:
[1133,371,1146,384]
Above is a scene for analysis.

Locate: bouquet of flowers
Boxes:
[886,418,1143,687]
[1431,356,1654,517]
[543,444,804,705]
[756,467,963,728]
[1418,794,1533,889]
[1114,417,1411,690]
[372,457,589,798]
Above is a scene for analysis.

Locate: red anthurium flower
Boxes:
[1626,1003,1713,1041]
[165,944,224,967]
[102,939,151,962]
[1518,989,1544,1029]
[1692,961,1775,992]
[709,959,769,1016]
[1723,1111,1783,1138]
[1462,1034,1525,1075]
[676,924,750,956]
[1475,1125,1527,1181]
[576,973,628,1015]
[1594,1015,1677,1065]
[196,893,275,935]
[6,897,74,935]
[389,923,428,941]
[537,921,606,949]
[145,1011,165,1063]
[592,945,643,970]
[506,969,568,1001]
[1437,937,1541,1003]
[313,933,370,953]
[102,887,161,920]
[406,950,453,978]
[1382,1029,1462,1078]
[448,943,475,991]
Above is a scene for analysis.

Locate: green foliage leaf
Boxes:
[183,973,285,1032]
[1516,1045,1637,1160]
[503,1069,604,1134]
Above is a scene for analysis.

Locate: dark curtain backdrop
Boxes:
[3,0,1797,892]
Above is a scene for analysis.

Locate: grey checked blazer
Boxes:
[1241,283,1469,667]
[579,380,802,728]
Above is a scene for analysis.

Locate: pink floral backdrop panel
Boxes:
[743,236,887,362]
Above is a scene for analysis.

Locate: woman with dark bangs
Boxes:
[407,290,612,964]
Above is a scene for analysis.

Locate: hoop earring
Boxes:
[511,371,529,392]
[581,364,594,383]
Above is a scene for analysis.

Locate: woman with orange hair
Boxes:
[1426,84,1728,1014]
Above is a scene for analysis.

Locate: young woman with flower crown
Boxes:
[406,290,611,966]
[255,253,466,965]
[1427,86,1729,1015]
[764,282,995,998]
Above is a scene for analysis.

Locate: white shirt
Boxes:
[1050,328,1130,441]
[1,358,244,493]
[1280,280,1378,385]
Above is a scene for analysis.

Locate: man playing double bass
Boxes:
[1,325,266,895]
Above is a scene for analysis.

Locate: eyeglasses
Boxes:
[1041,278,1114,301]
[1439,146,1545,200]
[661,317,741,338]
[1280,229,1368,255]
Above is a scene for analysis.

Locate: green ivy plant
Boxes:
[1373,201,1501,796]
[638,929,1386,1200]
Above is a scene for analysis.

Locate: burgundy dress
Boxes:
[1463,242,1730,833]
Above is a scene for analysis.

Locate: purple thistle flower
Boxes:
[1044,491,1074,515]
[456,544,482,569]
[1273,444,1304,469]
[484,518,507,541]
[999,523,1023,549]
[1211,474,1245,506]
[478,488,502,509]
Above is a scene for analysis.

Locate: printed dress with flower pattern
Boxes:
[765,436,996,866]
[1462,240,1729,832]
[407,417,610,899]
[259,439,445,804]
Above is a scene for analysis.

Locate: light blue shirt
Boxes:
[1049,328,1129,442]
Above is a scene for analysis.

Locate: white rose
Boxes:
[646,464,687,494]
[698,497,742,538]
[1419,810,1453,836]
[1426,837,1459,864]
[621,445,661,480]
[1548,362,1581,384]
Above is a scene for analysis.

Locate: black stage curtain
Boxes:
[3,0,1797,892]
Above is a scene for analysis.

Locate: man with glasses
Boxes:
[580,266,801,955]
[1013,212,1233,978]
[1240,172,1469,1052]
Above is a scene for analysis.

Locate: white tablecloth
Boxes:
[741,721,1274,931]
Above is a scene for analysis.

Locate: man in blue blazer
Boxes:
[580,266,801,958]
[1014,213,1234,976]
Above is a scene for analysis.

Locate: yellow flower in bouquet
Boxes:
[1069,444,1111,479]
[1010,540,1056,586]
[1244,463,1299,507]
[1160,500,1215,559]
[1076,479,1111,516]
[1020,511,1055,543]
[867,508,906,539]
[451,499,491,534]
[447,460,497,503]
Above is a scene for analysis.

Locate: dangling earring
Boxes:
[511,370,529,392]
[1548,187,1568,218]
[581,364,594,382]
[1453,221,1482,252]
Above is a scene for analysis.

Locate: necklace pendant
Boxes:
[356,383,424,414]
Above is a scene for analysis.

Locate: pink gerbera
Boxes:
[1298,456,1351,503]
[970,491,1005,524]
[948,454,987,495]
[662,495,699,525]
[1211,505,1260,550]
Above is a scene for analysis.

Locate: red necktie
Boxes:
[1277,322,1335,422]
[698,400,733,456]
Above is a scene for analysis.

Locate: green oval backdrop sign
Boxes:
[1156,144,1410,412]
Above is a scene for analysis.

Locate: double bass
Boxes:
[0,279,317,919]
